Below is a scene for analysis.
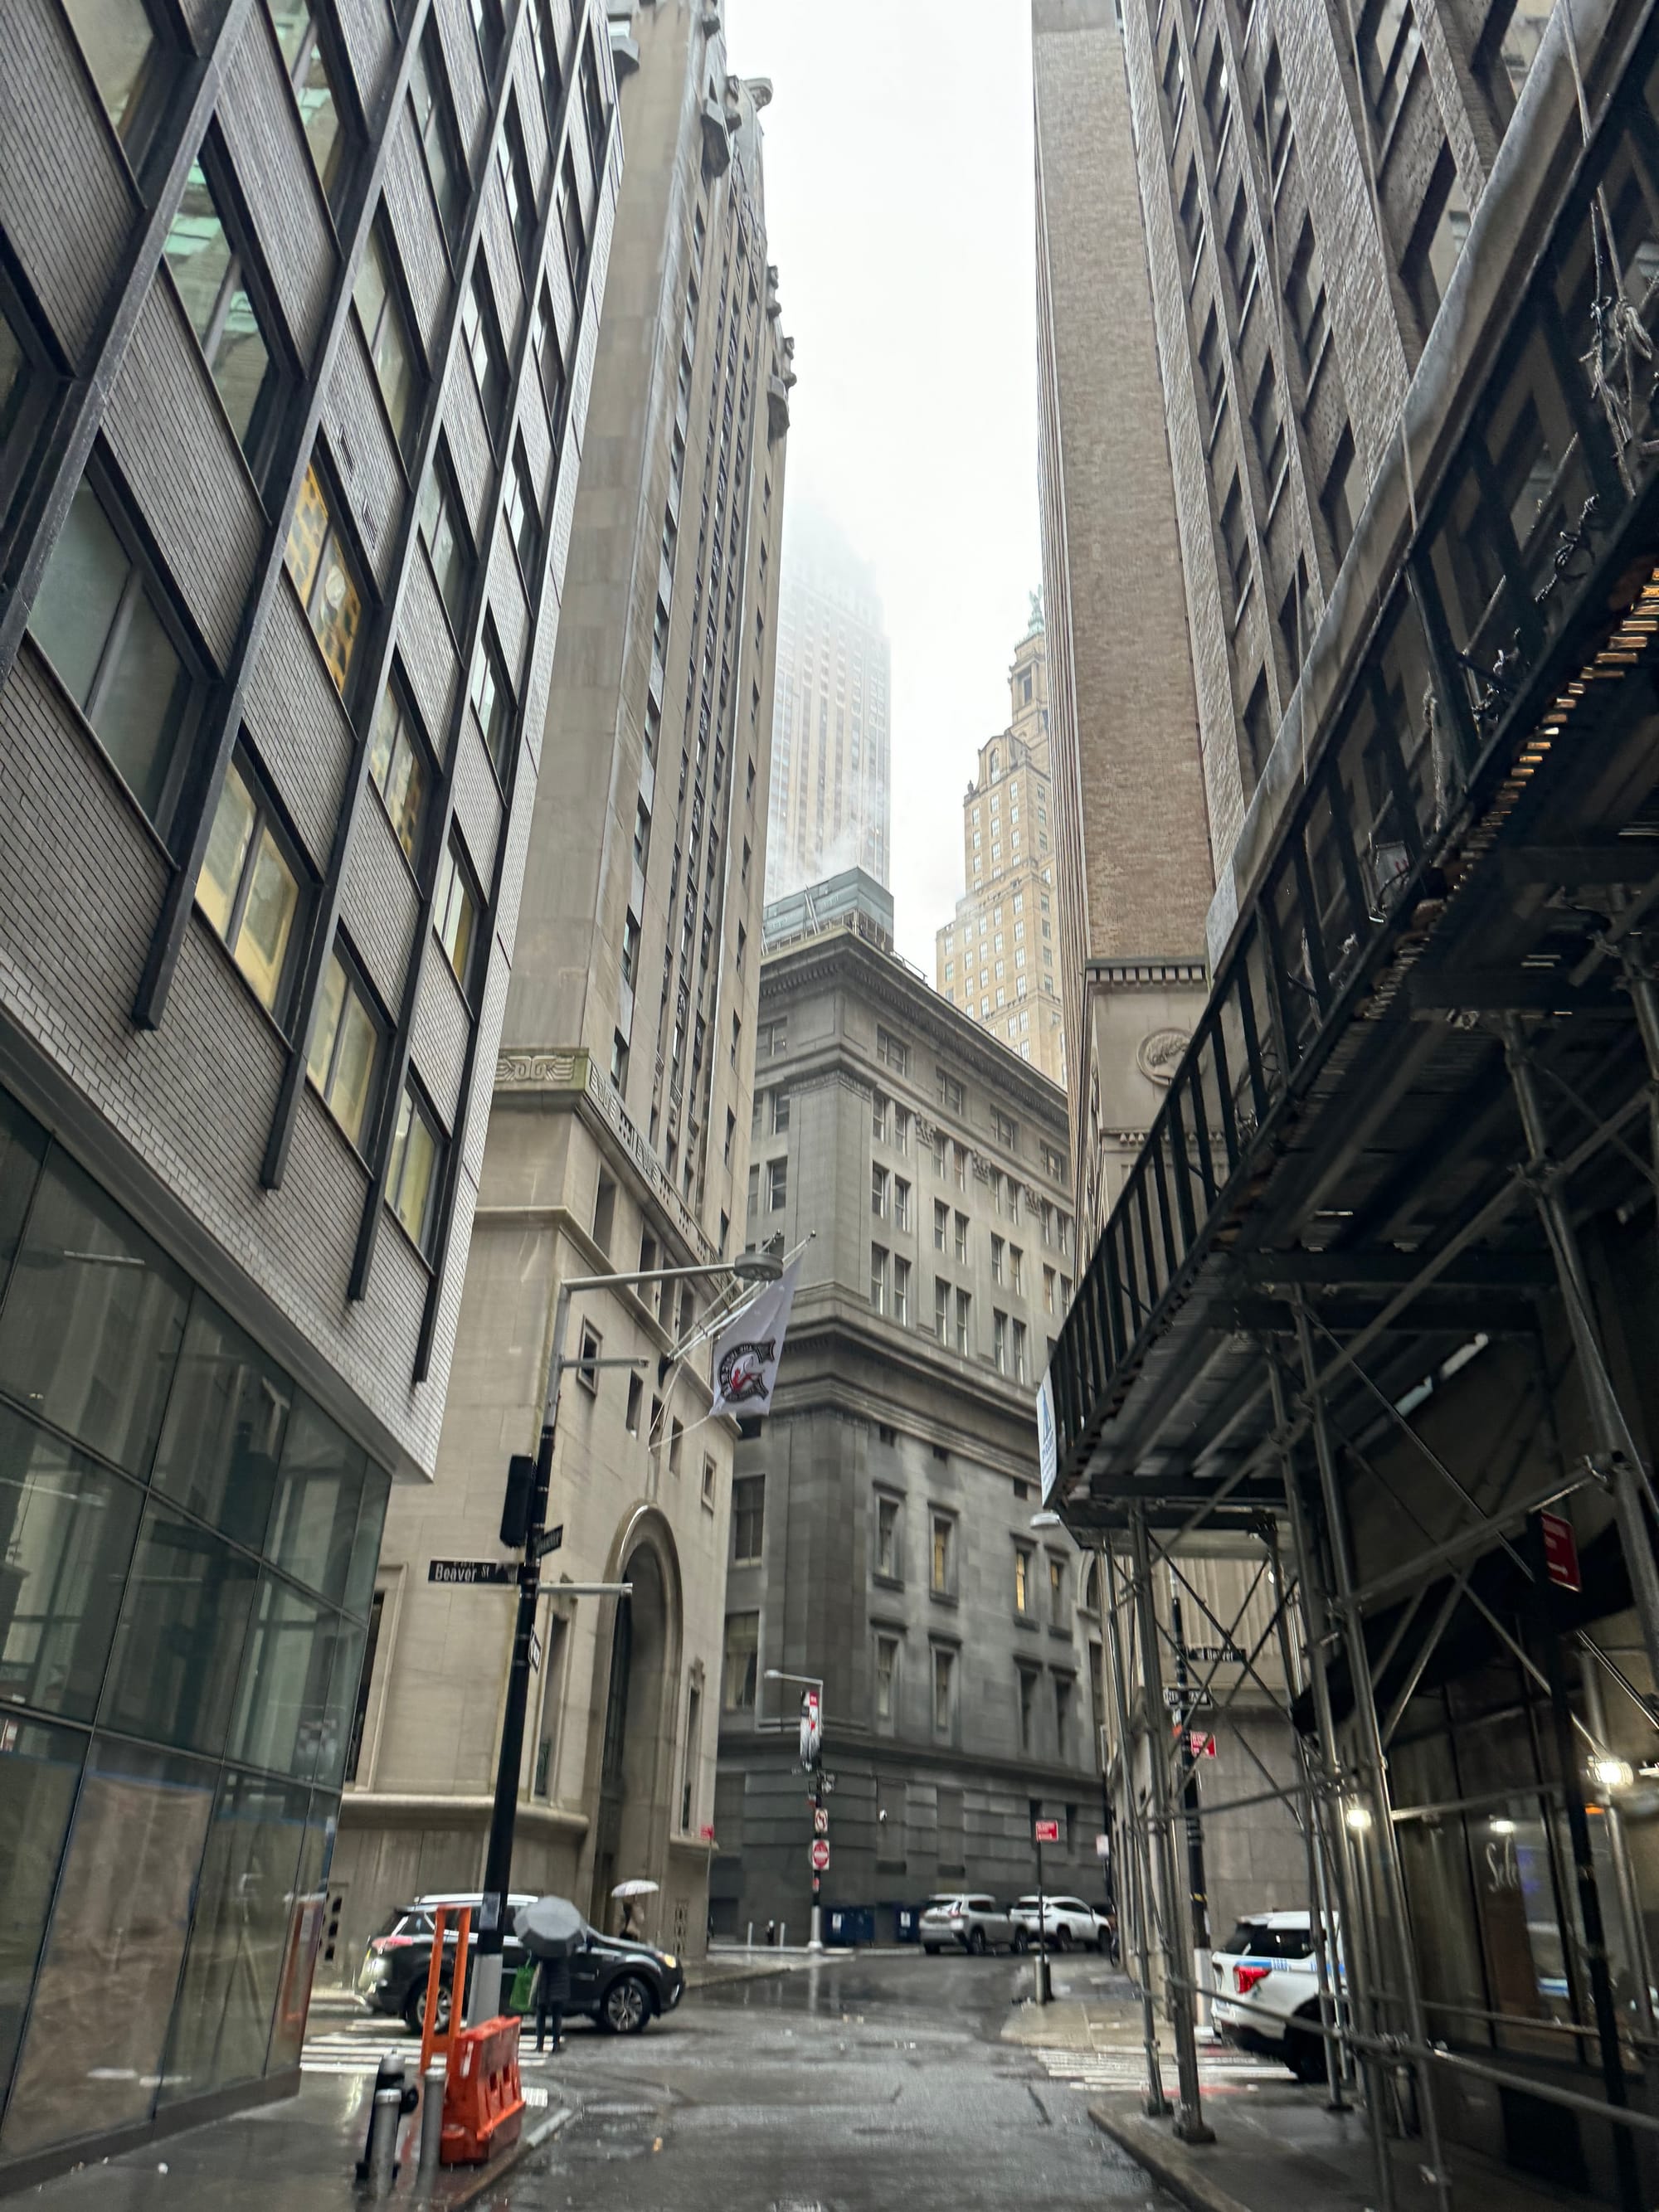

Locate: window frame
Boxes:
[504,435,542,583]
[416,440,474,636]
[366,670,435,873]
[386,1076,445,1258]
[496,95,537,269]
[194,746,310,1023]
[265,0,353,214]
[461,265,510,445]
[305,939,387,1155]
[433,830,485,1001]
[284,450,367,702]
[162,139,286,479]
[0,259,57,537]
[352,216,424,459]
[469,614,516,785]
[410,26,467,245]
[61,0,176,166]
[732,1473,764,1565]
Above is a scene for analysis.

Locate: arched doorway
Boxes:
[589,1534,677,1931]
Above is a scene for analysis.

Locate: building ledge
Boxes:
[701,97,732,174]
[338,1791,591,1840]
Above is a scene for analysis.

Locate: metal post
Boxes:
[417,2059,446,2185]
[1505,1019,1659,1691]
[1130,1508,1214,2144]
[1264,1521,1345,2109]
[1270,1352,1396,2206]
[1168,1582,1213,2029]
[1581,1649,1657,2039]
[1292,1299,1451,2212]
[1102,1540,1170,2117]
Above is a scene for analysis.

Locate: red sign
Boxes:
[1188,1733,1218,1759]
[1540,1510,1580,1592]
[1033,1819,1061,1844]
[699,1824,716,1841]
[810,1838,830,1871]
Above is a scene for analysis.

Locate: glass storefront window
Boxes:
[344,1465,391,1621]
[0,1739,214,2156]
[0,1403,144,1721]
[0,1147,189,1478]
[149,1296,293,1551]
[160,1770,309,2102]
[230,1574,333,1780]
[267,1792,335,2072]
[1473,1798,1578,2058]
[314,1612,369,1791]
[1398,1814,1493,2046]
[0,1719,84,2120]
[0,1091,46,1304]
[99,1504,260,1758]
[265,1398,363,1608]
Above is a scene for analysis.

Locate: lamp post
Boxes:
[469,1241,784,2025]
[765,1666,825,1951]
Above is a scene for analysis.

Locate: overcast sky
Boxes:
[725,0,1044,972]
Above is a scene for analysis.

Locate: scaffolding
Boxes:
[1049,10,1659,2205]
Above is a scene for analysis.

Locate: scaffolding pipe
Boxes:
[1505,1020,1659,1694]
[1293,1298,1452,2212]
[1102,1540,1170,2118]
[1130,1509,1214,2145]
[1580,1646,1657,2040]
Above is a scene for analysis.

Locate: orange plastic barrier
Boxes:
[418,1904,472,2079]
[440,2014,525,2166]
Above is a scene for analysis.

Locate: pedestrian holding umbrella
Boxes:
[513,1897,583,2054]
[611,1878,659,1939]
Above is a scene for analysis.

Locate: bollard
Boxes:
[1035,1952,1053,2005]
[417,2059,446,2185]
[779,1922,786,1948]
[747,1921,753,1951]
[357,2051,418,2197]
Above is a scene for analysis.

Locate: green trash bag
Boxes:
[508,1960,536,2014]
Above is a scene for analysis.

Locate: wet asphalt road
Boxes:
[493,1949,1171,2212]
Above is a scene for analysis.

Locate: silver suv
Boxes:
[1211,1910,1335,2082]
[919,1893,1014,1955]
[1008,1894,1110,1952]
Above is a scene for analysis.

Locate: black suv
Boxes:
[357,1892,686,2036]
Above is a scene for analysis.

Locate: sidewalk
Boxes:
[16,2064,572,2212]
[1008,1986,1612,2212]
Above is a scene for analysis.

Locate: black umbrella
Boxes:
[513,1894,584,1958]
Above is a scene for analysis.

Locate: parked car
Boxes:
[918,1894,1014,1955]
[1008,1894,1112,1952]
[1210,1909,1335,2083]
[358,1891,686,2035]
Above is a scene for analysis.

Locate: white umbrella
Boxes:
[611,1879,659,1898]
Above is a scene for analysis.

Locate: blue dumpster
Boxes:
[826,1905,875,1947]
[893,1905,920,1944]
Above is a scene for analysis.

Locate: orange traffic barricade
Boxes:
[417,1904,472,2078]
[440,2015,525,2166]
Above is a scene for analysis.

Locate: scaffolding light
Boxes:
[1593,1756,1635,1795]
[1344,1803,1374,1834]
[1488,1817,1515,1836]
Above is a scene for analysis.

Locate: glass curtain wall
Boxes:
[0,1083,390,2164]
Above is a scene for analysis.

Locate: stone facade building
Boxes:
[934,611,1068,1085]
[1032,0,1214,1251]
[713,887,1102,1942]
[333,0,793,1974]
[764,502,891,901]
[0,0,616,2179]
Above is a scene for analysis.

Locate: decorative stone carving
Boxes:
[1136,1028,1190,1088]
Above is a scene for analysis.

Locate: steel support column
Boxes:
[1581,1646,1657,2041]
[1292,1299,1452,2212]
[1102,1540,1170,2117]
[1130,1509,1213,2144]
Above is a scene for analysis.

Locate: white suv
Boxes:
[918,1894,1014,1954]
[1210,1910,1335,2083]
[1008,1894,1110,1952]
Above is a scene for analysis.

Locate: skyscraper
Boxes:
[934,607,1067,1083]
[335,2,793,1968]
[764,503,891,899]
[1033,0,1214,1248]
[0,0,617,2175]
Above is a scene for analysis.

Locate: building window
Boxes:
[732,1474,764,1563]
[306,945,382,1150]
[504,437,542,580]
[1054,1675,1073,1757]
[387,1080,444,1255]
[1287,218,1328,376]
[497,96,535,266]
[469,618,514,781]
[1406,148,1471,334]
[994,1308,1008,1373]
[1013,1318,1028,1385]
[931,1512,955,1597]
[767,1157,787,1212]
[937,1069,965,1115]
[1048,1554,1066,1627]
[680,1677,701,1830]
[872,1089,889,1143]
[625,1371,643,1434]
[530,281,567,434]
[1018,1667,1036,1753]
[267,0,348,207]
[1252,357,1286,494]
[874,1633,899,1726]
[870,1243,889,1314]
[1010,1245,1024,1296]
[991,1234,1005,1285]
[469,0,504,71]
[954,1213,968,1264]
[933,1276,949,1343]
[557,152,586,300]
[461,265,509,435]
[285,458,363,696]
[954,1288,971,1357]
[1358,0,1419,134]
[353,223,421,455]
[700,1456,716,1508]
[893,1179,911,1232]
[877,1494,900,1578]
[771,1090,791,1135]
[571,1320,602,1396]
[196,753,304,1016]
[410,29,465,240]
[367,678,431,866]
[1322,426,1361,564]
[1219,474,1249,613]
[1044,1265,1056,1315]
[932,1646,955,1737]
[1258,41,1291,177]
[722,1612,759,1712]
[434,835,482,996]
[163,154,280,464]
[871,1165,889,1218]
[992,1108,1017,1148]
[1014,1545,1032,1616]
[580,32,608,176]
[62,0,168,153]
[29,475,195,834]
[417,446,472,630]
[877,1026,908,1073]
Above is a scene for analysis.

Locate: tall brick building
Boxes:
[1033,0,1214,1247]
[337,3,795,1970]
[0,0,617,2177]
[934,609,1068,1083]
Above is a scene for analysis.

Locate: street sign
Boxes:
[810,1838,830,1872]
[429,1559,516,1585]
[535,1523,565,1561]
[1033,1818,1061,1845]
[1188,1643,1244,1664]
[1186,1732,1217,1759]
[1095,1833,1111,1860]
[1540,1510,1581,1592]
[528,1629,542,1675]
[799,1687,822,1771]
[813,1804,829,1835]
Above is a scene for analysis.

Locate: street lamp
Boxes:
[764,1667,826,1952]
[469,1242,786,2023]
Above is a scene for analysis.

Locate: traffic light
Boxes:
[499,1453,538,1549]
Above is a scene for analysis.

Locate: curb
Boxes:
[1088,2102,1253,2212]
[440,2103,576,2207]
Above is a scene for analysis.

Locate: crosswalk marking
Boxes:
[1031,2045,1290,2096]
[300,2027,549,2107]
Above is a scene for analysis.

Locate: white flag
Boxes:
[709,1254,801,1418]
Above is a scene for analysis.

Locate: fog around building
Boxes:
[727,0,1044,973]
